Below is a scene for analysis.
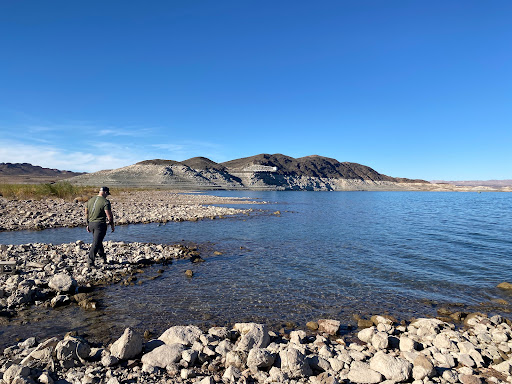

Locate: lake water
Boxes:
[1,191,512,345]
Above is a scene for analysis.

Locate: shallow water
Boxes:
[1,191,512,346]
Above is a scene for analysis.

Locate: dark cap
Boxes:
[100,186,111,195]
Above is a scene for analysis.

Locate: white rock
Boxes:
[141,344,185,369]
[39,372,54,384]
[268,366,288,382]
[372,332,389,350]
[208,326,229,339]
[412,354,435,380]
[400,336,417,352]
[279,347,313,378]
[433,352,456,368]
[318,319,341,335]
[158,325,203,346]
[328,358,344,372]
[214,339,234,356]
[492,360,512,374]
[433,333,455,350]
[48,273,76,292]
[458,341,477,354]
[357,327,375,343]
[247,348,275,368]
[492,331,508,343]
[196,377,214,384]
[225,351,246,370]
[442,369,459,383]
[110,328,143,360]
[101,351,119,367]
[458,353,476,367]
[233,323,270,352]
[3,364,31,384]
[290,330,307,344]
[222,366,241,382]
[347,361,382,384]
[370,351,412,382]
[56,338,90,367]
[308,355,331,372]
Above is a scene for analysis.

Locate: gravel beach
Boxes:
[0,191,260,232]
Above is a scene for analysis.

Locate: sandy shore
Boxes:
[0,191,262,232]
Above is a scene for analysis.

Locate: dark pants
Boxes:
[88,221,107,266]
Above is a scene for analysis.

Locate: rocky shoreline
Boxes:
[2,311,512,383]
[1,241,512,383]
[0,241,204,318]
[0,191,260,232]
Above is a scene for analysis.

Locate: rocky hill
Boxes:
[0,163,84,184]
[68,154,430,191]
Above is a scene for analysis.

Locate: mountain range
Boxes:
[0,163,84,184]
[68,154,429,191]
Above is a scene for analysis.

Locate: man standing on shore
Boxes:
[85,187,115,267]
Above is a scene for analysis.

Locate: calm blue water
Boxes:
[1,191,512,342]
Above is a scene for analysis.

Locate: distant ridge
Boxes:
[0,163,84,184]
[68,154,430,191]
[431,179,512,188]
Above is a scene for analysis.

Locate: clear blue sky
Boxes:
[0,1,510,180]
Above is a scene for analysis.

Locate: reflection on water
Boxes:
[1,191,512,347]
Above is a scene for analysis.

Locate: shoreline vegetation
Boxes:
[1,189,512,383]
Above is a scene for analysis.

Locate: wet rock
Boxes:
[50,294,70,308]
[497,282,512,290]
[318,319,340,335]
[48,273,76,293]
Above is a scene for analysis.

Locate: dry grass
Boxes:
[0,182,97,201]
[0,183,156,201]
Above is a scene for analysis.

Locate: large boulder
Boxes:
[110,328,143,360]
[141,344,185,369]
[247,348,275,368]
[347,361,382,384]
[412,354,436,380]
[233,323,270,352]
[158,325,202,346]
[49,273,77,293]
[370,351,412,382]
[279,348,312,378]
[2,364,31,384]
[55,338,91,369]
